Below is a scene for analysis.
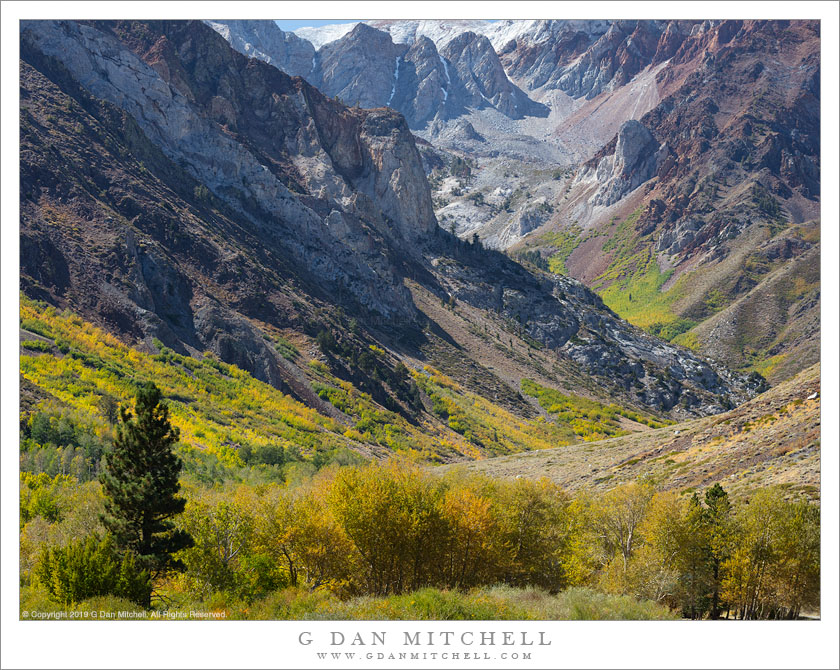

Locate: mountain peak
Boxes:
[205,19,316,79]
[215,19,549,128]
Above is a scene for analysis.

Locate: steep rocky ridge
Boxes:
[205,19,316,79]
[575,119,669,207]
[20,18,433,402]
[298,19,686,106]
[20,19,761,431]
[24,20,434,290]
[314,23,410,110]
[684,241,820,385]
[497,20,701,98]
[421,239,759,416]
[439,31,547,120]
[209,20,548,130]
[510,20,820,383]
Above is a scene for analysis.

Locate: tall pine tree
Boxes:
[100,382,193,607]
[704,483,732,619]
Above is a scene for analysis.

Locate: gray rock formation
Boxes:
[514,202,552,237]
[429,118,485,145]
[210,20,548,129]
[205,20,316,79]
[656,219,703,255]
[440,32,548,120]
[21,20,432,321]
[398,36,450,126]
[496,19,699,100]
[430,247,761,415]
[495,20,611,89]
[580,120,669,207]
[315,23,409,109]
[555,21,660,99]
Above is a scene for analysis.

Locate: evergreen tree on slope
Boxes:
[100,382,193,607]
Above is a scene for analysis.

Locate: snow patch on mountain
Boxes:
[387,56,401,106]
[295,20,613,54]
[297,19,496,51]
[294,22,358,48]
[480,20,545,49]
[485,19,611,50]
[369,20,492,48]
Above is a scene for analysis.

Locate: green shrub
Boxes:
[21,340,52,352]
[235,587,335,620]
[19,472,74,524]
[34,534,150,606]
[20,318,52,338]
[554,587,678,620]
[226,585,676,620]
[21,485,62,524]
[274,337,299,361]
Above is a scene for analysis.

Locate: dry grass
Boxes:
[438,364,821,502]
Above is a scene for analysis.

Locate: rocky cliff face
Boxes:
[315,23,409,109]
[27,20,437,242]
[20,18,433,365]
[555,21,667,98]
[505,19,819,386]
[494,20,609,89]
[440,31,547,120]
[496,19,697,97]
[427,241,758,414]
[575,120,669,207]
[399,36,450,127]
[205,20,316,79]
[209,20,548,130]
[20,19,762,419]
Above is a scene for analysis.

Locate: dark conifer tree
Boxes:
[704,483,732,619]
[100,382,193,607]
